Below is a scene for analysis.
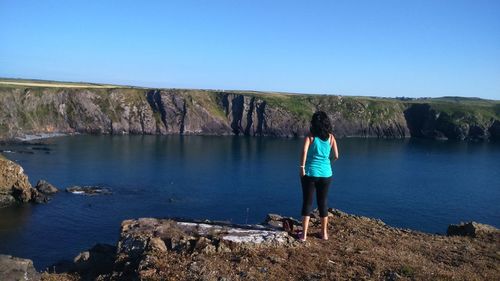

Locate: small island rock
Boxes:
[66,185,112,195]
[35,179,59,194]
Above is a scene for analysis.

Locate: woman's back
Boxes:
[305,135,332,177]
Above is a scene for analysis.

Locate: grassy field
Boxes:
[0,78,131,89]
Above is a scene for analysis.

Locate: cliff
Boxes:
[0,80,499,141]
[35,210,500,281]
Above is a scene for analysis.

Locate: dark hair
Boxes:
[310,111,332,141]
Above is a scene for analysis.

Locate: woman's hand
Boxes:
[299,135,311,178]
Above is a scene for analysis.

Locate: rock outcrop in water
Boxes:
[35,179,59,194]
[0,154,61,207]
[0,153,45,207]
[1,85,498,141]
[65,185,112,195]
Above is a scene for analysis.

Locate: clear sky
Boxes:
[1,0,499,99]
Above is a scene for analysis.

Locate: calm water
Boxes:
[0,135,499,269]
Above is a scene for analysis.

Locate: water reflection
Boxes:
[0,205,33,235]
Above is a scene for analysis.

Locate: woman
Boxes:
[299,111,338,241]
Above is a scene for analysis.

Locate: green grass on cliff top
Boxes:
[1,78,498,121]
[415,97,499,121]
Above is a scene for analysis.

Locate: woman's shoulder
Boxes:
[328,133,336,145]
[306,133,314,141]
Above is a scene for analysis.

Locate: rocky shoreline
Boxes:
[0,152,116,209]
[0,153,56,207]
[1,209,498,281]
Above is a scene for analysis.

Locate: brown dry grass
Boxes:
[41,272,80,281]
[39,214,500,281]
[143,216,499,281]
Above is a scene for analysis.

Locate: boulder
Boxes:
[35,179,59,194]
[0,254,40,281]
[447,221,499,238]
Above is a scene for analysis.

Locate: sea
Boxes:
[0,135,499,269]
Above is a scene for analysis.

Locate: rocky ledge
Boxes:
[30,209,499,281]
[109,218,296,280]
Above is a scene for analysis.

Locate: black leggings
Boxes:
[301,176,332,217]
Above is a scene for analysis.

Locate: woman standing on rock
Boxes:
[299,111,338,241]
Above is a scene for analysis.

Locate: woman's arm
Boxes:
[330,134,339,161]
[300,135,311,177]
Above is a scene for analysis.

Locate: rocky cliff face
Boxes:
[404,103,498,141]
[0,86,498,141]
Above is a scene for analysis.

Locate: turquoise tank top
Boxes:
[305,136,332,177]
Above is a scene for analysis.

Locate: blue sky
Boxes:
[1,0,499,99]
